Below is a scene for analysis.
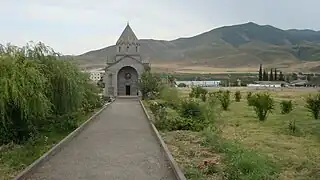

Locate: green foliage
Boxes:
[0,43,102,144]
[179,99,203,119]
[280,100,293,114]
[138,70,161,100]
[305,93,320,119]
[234,91,241,102]
[177,83,187,87]
[154,96,219,132]
[249,92,274,121]
[159,86,180,109]
[149,101,167,122]
[217,90,231,110]
[203,130,278,180]
[189,86,207,99]
[247,92,254,106]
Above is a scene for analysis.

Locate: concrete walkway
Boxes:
[27,98,176,180]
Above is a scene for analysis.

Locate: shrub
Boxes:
[189,86,207,99]
[247,92,253,106]
[280,100,293,114]
[200,90,208,102]
[250,92,274,121]
[305,93,320,119]
[217,90,231,110]
[179,99,203,119]
[138,70,162,100]
[288,119,297,135]
[149,101,167,122]
[159,86,180,109]
[177,83,187,87]
[235,91,241,102]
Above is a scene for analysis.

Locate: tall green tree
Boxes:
[279,71,285,81]
[259,64,263,81]
[0,42,102,144]
[138,70,162,99]
[274,68,278,81]
[269,69,274,81]
[263,69,268,81]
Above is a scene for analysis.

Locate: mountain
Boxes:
[75,22,320,71]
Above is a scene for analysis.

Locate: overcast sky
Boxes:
[0,0,319,55]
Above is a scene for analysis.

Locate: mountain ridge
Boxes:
[75,22,320,72]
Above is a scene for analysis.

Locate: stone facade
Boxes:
[103,23,149,97]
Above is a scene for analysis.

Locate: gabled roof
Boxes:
[116,23,139,45]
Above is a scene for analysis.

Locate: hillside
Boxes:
[75,22,320,72]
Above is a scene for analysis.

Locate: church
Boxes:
[103,23,150,97]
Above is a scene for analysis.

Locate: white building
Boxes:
[82,69,105,82]
[176,81,221,87]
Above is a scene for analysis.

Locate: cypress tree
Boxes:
[259,64,263,81]
[269,69,274,81]
[263,69,268,81]
[274,68,278,81]
[279,71,285,81]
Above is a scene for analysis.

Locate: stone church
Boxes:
[103,23,149,97]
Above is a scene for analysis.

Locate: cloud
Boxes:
[0,0,320,55]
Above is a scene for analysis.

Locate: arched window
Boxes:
[118,46,121,52]
[136,46,138,52]
[127,46,129,52]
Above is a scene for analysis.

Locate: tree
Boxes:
[263,69,268,81]
[269,68,274,81]
[279,71,285,81]
[274,68,278,81]
[292,73,298,80]
[168,75,176,87]
[138,70,161,99]
[307,74,312,81]
[259,64,263,81]
[0,42,102,144]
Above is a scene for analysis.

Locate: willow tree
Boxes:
[0,42,102,143]
[0,44,51,143]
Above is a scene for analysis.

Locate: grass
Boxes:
[0,110,99,180]
[145,87,320,180]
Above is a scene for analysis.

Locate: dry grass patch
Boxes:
[161,131,225,180]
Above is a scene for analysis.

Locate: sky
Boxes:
[0,0,319,55]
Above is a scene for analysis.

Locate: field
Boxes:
[144,87,320,180]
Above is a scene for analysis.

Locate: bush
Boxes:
[200,90,208,102]
[189,86,207,99]
[280,100,293,114]
[149,101,167,122]
[159,86,180,109]
[235,91,241,102]
[247,92,253,106]
[138,70,162,100]
[217,90,231,110]
[177,83,187,87]
[249,93,274,121]
[179,99,203,119]
[305,93,320,119]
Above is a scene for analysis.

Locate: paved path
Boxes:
[27,98,176,180]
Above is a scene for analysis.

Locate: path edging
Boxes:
[14,101,114,180]
[139,100,187,180]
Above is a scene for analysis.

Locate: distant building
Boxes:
[247,81,288,88]
[82,70,105,82]
[175,80,221,87]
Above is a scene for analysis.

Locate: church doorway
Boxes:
[125,85,131,95]
[117,66,138,96]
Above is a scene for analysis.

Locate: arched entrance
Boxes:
[117,66,139,96]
